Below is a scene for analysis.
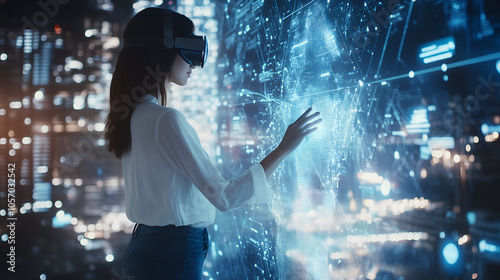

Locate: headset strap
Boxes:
[122,9,203,51]
[164,9,172,38]
[122,36,161,48]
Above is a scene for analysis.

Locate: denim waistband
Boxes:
[133,223,207,240]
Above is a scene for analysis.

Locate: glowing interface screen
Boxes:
[204,0,500,279]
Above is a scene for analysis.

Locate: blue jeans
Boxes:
[121,223,209,280]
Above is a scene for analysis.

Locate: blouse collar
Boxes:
[142,94,160,105]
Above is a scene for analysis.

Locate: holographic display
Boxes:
[203,0,500,279]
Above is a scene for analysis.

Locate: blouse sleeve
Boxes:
[156,109,272,212]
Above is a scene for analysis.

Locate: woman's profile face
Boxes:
[169,54,194,86]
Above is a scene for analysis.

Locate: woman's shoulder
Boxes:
[135,97,187,125]
[156,106,190,128]
[131,100,176,125]
[159,106,184,119]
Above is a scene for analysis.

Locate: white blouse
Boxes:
[122,94,272,228]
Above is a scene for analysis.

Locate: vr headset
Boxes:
[123,9,208,68]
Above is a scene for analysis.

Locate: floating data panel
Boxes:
[207,0,500,279]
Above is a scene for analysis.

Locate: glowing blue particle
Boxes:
[479,240,486,252]
[40,274,47,280]
[442,243,459,265]
[448,40,456,50]
[440,232,446,238]
[359,80,364,87]
[409,170,415,177]
[478,240,499,253]
[441,63,448,72]
[467,212,476,225]
[409,71,415,78]
[496,59,500,75]
[443,75,448,81]
[481,123,489,135]
[1,234,8,242]
[394,151,400,160]
[381,180,391,196]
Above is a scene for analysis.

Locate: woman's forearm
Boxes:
[260,147,288,180]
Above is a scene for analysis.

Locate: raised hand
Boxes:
[277,107,322,156]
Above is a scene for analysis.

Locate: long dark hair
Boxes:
[104,8,194,158]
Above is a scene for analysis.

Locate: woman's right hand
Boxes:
[277,107,322,156]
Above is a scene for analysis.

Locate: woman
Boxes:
[104,7,322,280]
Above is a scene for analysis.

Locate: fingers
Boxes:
[293,107,312,125]
[303,126,318,136]
[296,112,321,130]
[303,112,320,124]
[294,108,320,126]
[279,108,321,154]
[300,117,322,132]
[297,107,312,122]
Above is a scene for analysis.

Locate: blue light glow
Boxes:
[419,37,456,64]
[407,108,430,134]
[199,0,500,278]
[442,243,459,265]
[52,211,73,228]
[479,240,500,253]
[33,183,52,212]
[481,123,500,135]
[467,212,476,225]
[482,123,489,135]
[394,151,400,160]
[427,137,455,149]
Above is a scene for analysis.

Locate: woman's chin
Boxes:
[172,80,188,87]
